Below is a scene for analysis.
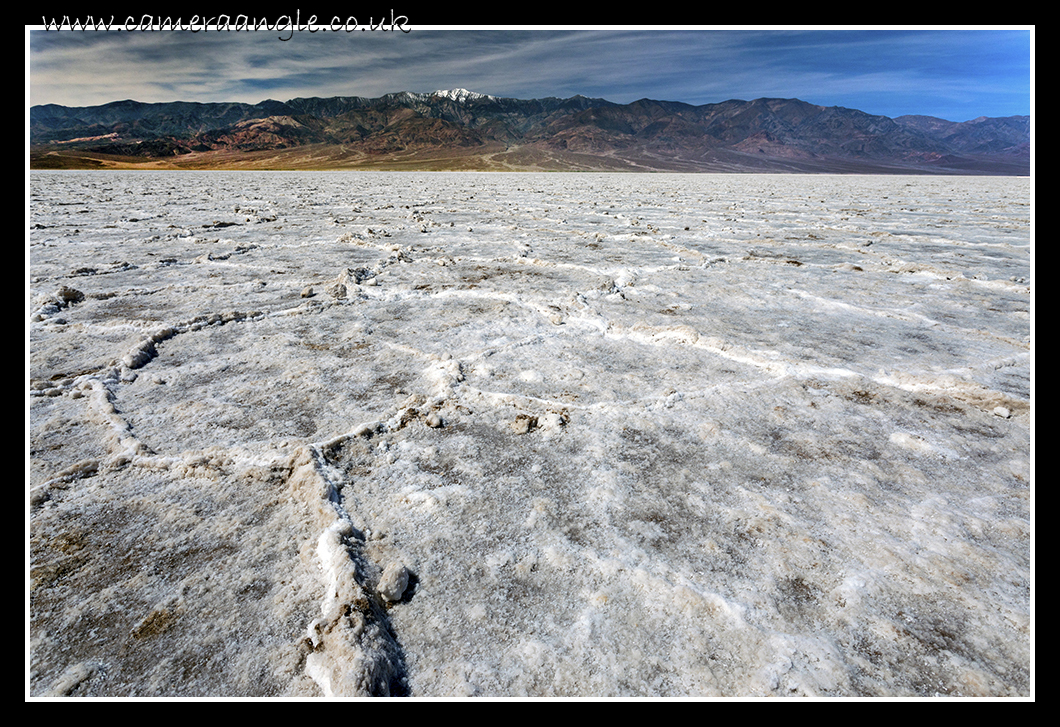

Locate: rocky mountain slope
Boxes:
[30,90,1030,174]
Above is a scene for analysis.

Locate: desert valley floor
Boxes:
[28,171,1031,697]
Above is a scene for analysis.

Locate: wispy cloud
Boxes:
[29,28,1031,120]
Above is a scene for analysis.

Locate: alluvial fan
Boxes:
[29,171,1031,697]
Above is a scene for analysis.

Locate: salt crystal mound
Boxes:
[28,171,1031,698]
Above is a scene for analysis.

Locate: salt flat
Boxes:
[28,171,1031,697]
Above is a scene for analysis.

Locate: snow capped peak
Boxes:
[431,88,492,102]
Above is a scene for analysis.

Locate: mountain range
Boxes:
[30,89,1031,174]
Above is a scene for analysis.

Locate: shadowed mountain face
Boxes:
[30,90,1030,174]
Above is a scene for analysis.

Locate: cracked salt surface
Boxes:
[29,171,1031,697]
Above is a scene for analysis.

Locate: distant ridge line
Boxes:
[30,90,1030,174]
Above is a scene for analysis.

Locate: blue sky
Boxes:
[28,26,1033,122]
